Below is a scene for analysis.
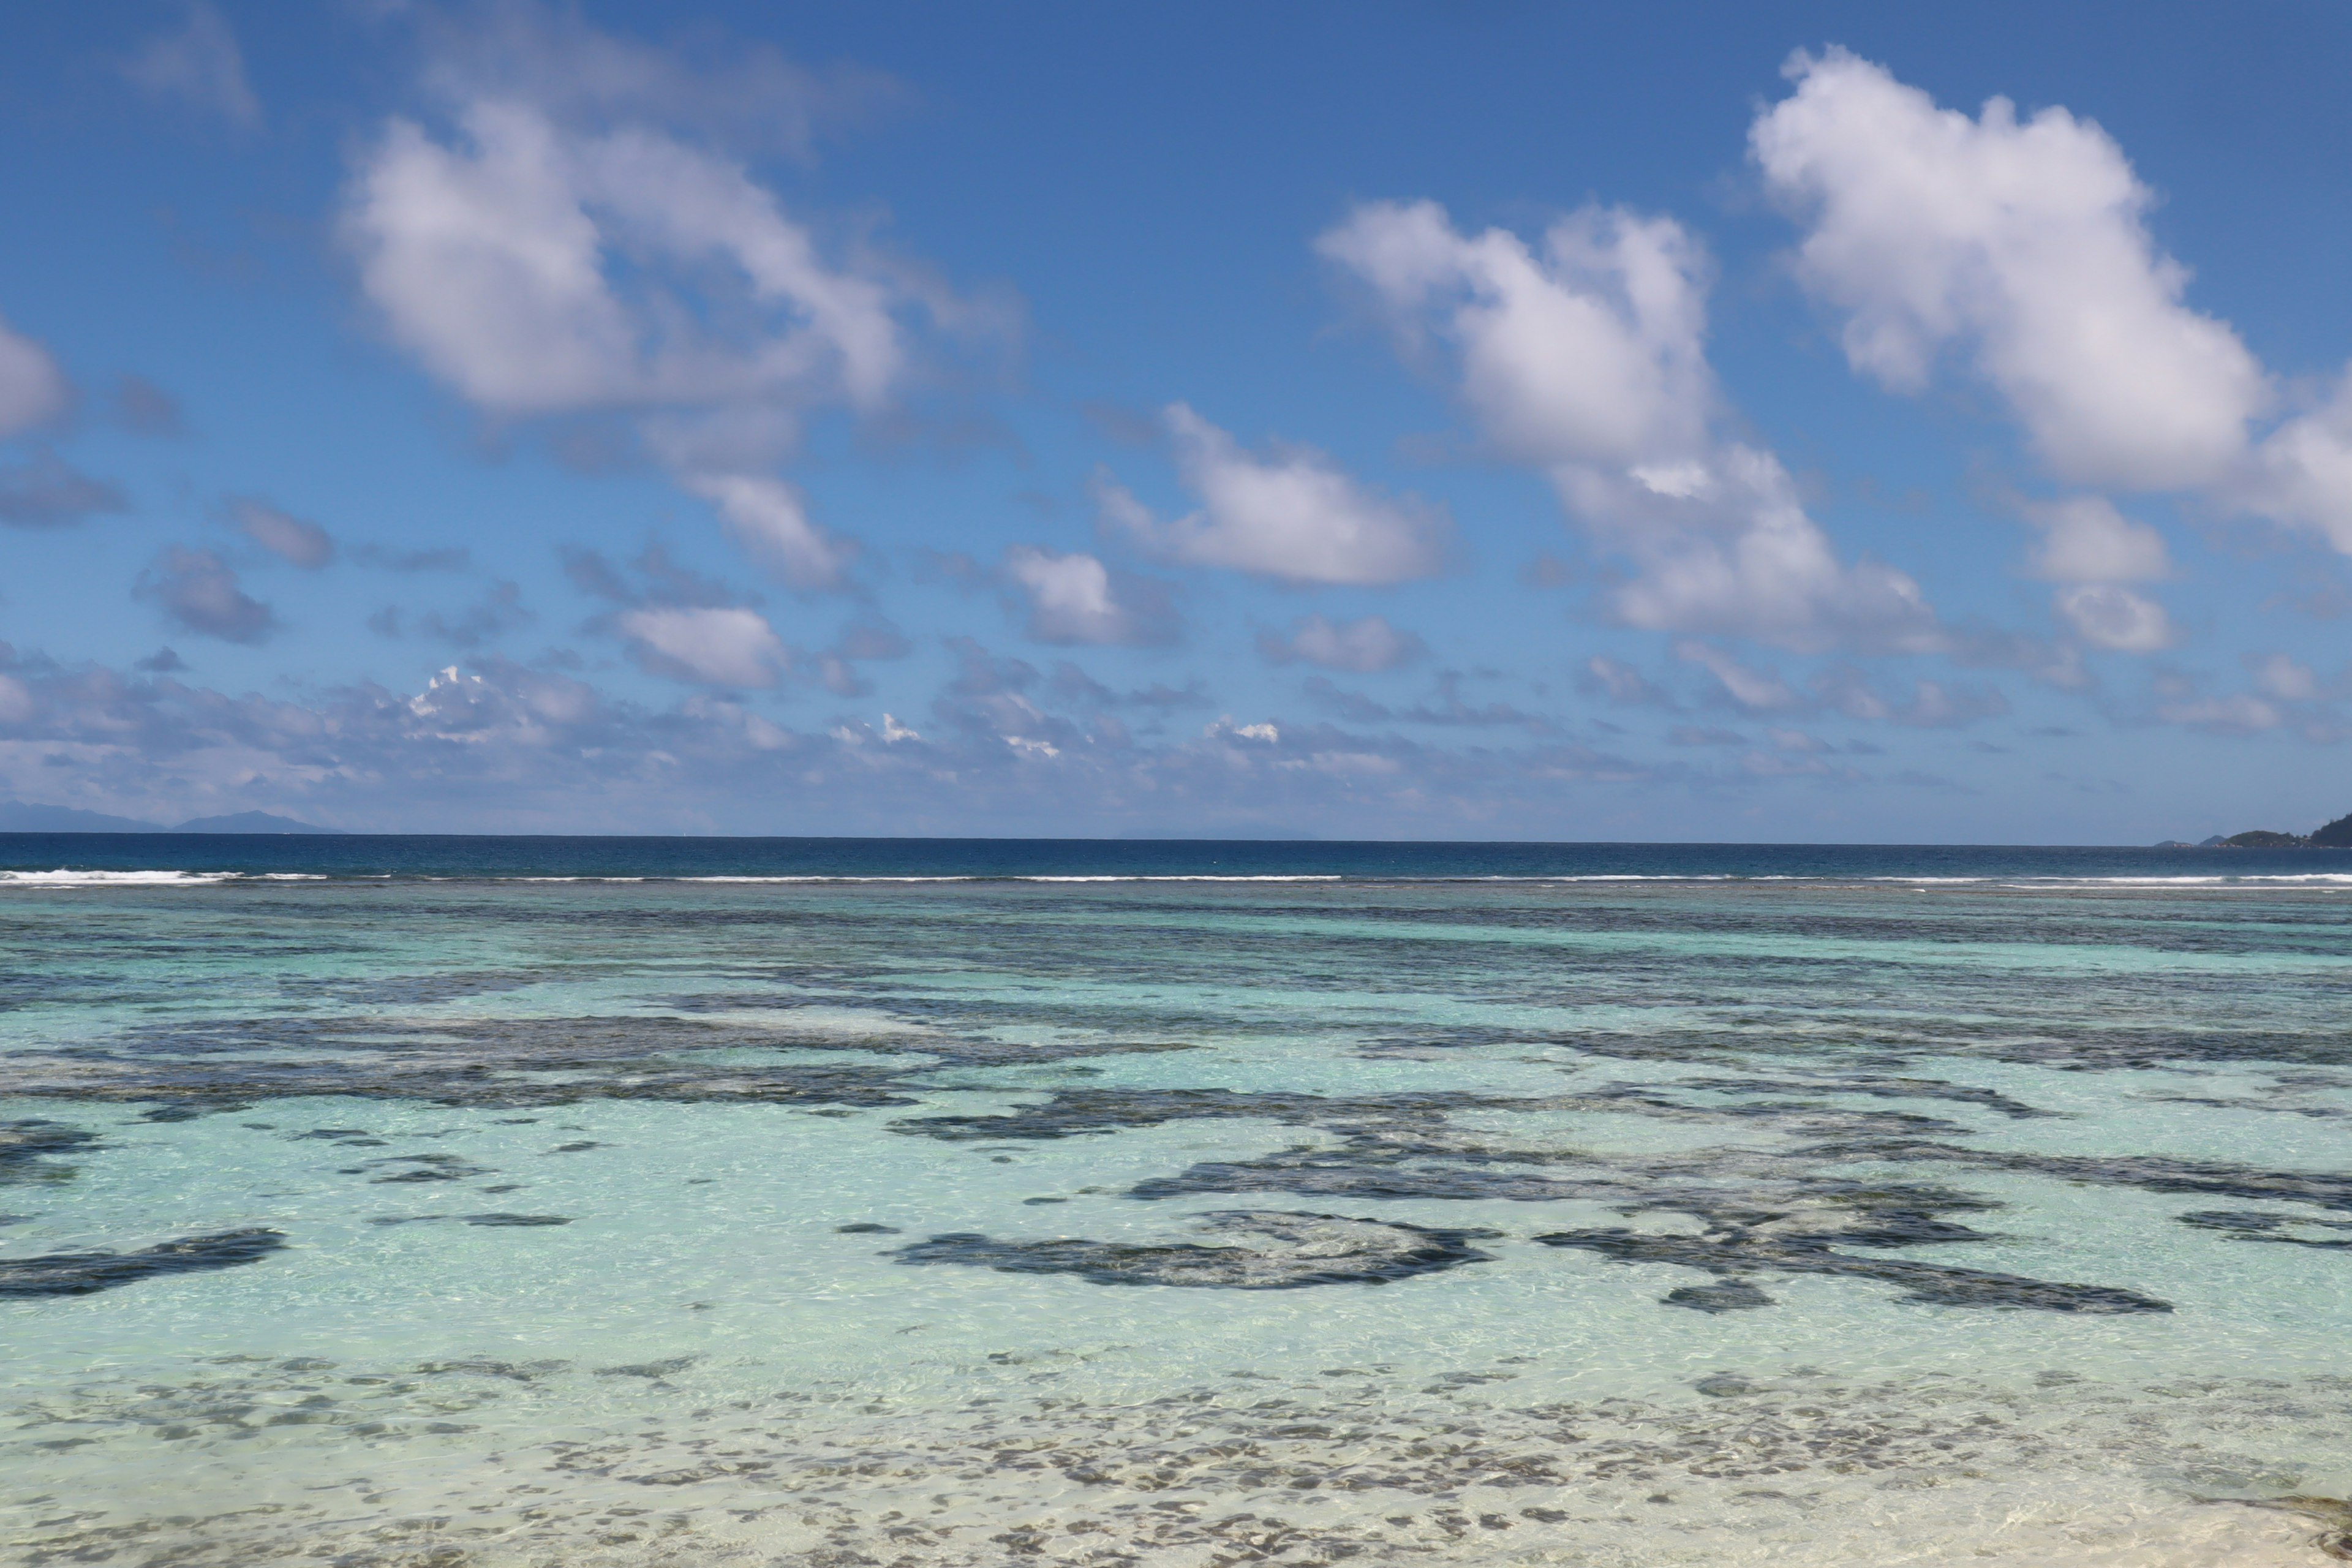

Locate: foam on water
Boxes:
[3,864,2351,1564]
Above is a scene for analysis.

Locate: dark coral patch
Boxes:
[1805,1139,2352,1213]
[0,1228,287,1297]
[893,1210,1498,1290]
[339,1154,496,1183]
[1664,1281,1774,1313]
[1536,1227,2169,1314]
[2176,1210,2352,1249]
[0,1120,97,1185]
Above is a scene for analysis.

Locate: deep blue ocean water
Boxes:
[1,831,2342,881]
[5,837,2351,1565]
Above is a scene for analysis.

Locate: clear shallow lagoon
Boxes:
[4,837,2351,1566]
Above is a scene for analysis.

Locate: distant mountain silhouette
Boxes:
[173,811,342,834]
[0,801,342,834]
[0,801,160,832]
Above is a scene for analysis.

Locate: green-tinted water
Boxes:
[5,872,2351,1565]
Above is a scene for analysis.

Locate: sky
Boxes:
[1,2,2349,840]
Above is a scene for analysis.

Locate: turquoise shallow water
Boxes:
[4,847,2352,1565]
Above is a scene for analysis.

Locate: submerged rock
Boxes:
[2176,1210,2352,1249]
[1536,1227,2171,1314]
[0,1228,287,1297]
[1803,1139,2352,1213]
[1664,1280,1774,1313]
[889,1087,1525,1142]
[892,1210,1499,1289]
[0,1120,97,1185]
[339,1153,496,1183]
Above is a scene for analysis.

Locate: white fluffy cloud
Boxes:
[343,103,907,420]
[617,605,788,687]
[2022,497,2169,583]
[136,548,277,644]
[1258,614,1425,673]
[1675,640,1800,711]
[1321,200,1712,467]
[683,473,853,590]
[2244,374,2352,552]
[2052,584,2175,652]
[338,6,974,594]
[1003,546,1175,646]
[1322,201,1934,651]
[1750,48,2352,566]
[0,312,69,439]
[232,498,335,569]
[1097,404,1447,586]
[2249,654,2321,704]
[1753,48,2264,491]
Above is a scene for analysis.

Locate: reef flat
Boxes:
[4,862,2351,1563]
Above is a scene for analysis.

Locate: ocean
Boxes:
[4,835,2350,1566]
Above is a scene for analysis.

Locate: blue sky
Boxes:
[2,1,2348,839]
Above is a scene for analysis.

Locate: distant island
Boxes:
[2155,813,2352,849]
[0,801,342,834]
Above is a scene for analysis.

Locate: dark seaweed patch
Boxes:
[371,1213,571,1227]
[1129,1139,2007,1246]
[1809,1139,2352,1213]
[2176,1210,2352,1249]
[0,1228,287,1297]
[0,1120,97,1185]
[889,1087,1534,1142]
[892,1210,1498,1289]
[340,1154,496,1183]
[1664,1281,1774,1313]
[1675,1074,2061,1121]
[1535,1227,2170,1314]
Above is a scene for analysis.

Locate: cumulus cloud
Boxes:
[617,605,786,686]
[338,4,981,592]
[1750,49,2352,566]
[2022,497,2169,582]
[2013,496,2177,652]
[1321,200,1712,468]
[1754,48,2263,491]
[1675,640,1801,711]
[1257,613,1425,673]
[0,453,127,528]
[342,102,907,418]
[1321,200,1934,651]
[2248,653,2321,703]
[231,497,334,568]
[1096,405,1447,586]
[2242,374,2352,552]
[684,473,853,590]
[2052,584,2176,652]
[0,313,70,438]
[1002,546,1177,646]
[136,548,277,643]
[0,672,34,725]
[123,1,261,129]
